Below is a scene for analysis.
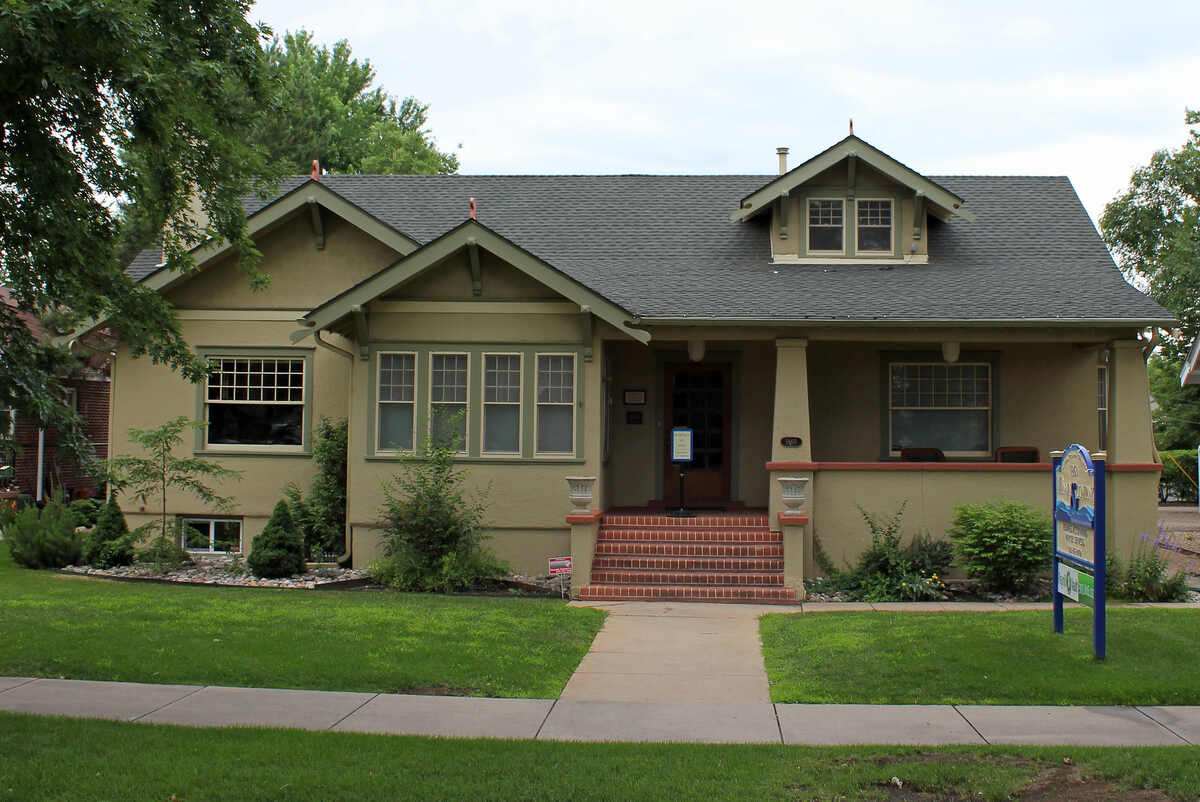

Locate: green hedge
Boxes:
[1158,449,1198,503]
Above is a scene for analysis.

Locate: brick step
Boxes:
[597,528,779,543]
[602,514,769,528]
[590,570,784,586]
[594,541,784,557]
[591,556,784,571]
[577,584,797,603]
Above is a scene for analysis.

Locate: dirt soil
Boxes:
[1156,505,1200,588]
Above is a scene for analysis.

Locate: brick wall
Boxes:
[6,376,109,500]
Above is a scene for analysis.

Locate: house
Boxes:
[1,288,111,503]
[95,134,1171,601]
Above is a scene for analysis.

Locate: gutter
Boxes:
[633,317,1175,328]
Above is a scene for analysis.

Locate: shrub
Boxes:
[135,523,192,572]
[1157,449,1198,503]
[6,496,83,569]
[948,500,1051,591]
[375,436,509,592]
[247,500,307,578]
[903,532,954,577]
[1122,542,1190,602]
[854,501,908,578]
[284,417,348,560]
[70,498,103,528]
[83,497,136,568]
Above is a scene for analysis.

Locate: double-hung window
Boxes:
[1097,364,1109,451]
[430,353,469,451]
[807,199,844,253]
[377,352,416,451]
[483,354,522,454]
[0,407,14,480]
[182,517,242,553]
[857,199,893,253]
[889,362,991,457]
[205,358,304,448]
[536,354,575,455]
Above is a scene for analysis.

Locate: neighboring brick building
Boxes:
[1,288,111,501]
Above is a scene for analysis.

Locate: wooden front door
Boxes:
[663,363,732,505]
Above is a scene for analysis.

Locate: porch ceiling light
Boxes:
[942,341,960,363]
[688,339,706,362]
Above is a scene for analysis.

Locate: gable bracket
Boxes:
[467,238,482,296]
[912,192,924,240]
[350,304,369,360]
[307,199,325,250]
[777,193,789,239]
[846,153,857,201]
[579,308,595,362]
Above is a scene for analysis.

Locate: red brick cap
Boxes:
[777,512,810,527]
[566,509,603,524]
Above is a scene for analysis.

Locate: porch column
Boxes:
[769,338,814,594]
[1105,339,1160,563]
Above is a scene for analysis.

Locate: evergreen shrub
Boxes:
[83,497,136,568]
[6,496,83,569]
[247,500,307,578]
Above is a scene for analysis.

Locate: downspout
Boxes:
[313,330,355,565]
[35,429,45,503]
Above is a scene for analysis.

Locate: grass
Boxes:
[0,544,604,698]
[1,712,1198,801]
[761,608,1200,705]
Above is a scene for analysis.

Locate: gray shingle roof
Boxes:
[135,173,1172,324]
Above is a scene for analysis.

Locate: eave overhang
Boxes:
[731,135,975,223]
[1181,336,1200,386]
[293,219,651,349]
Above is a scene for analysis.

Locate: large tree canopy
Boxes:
[254,30,459,175]
[0,0,280,467]
[1101,109,1200,363]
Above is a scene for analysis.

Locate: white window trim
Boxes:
[375,350,418,456]
[535,352,577,458]
[181,516,243,554]
[481,352,523,457]
[204,356,306,452]
[428,351,471,454]
[806,197,846,256]
[888,361,992,458]
[856,197,894,254]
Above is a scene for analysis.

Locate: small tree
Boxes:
[247,500,306,578]
[110,417,240,544]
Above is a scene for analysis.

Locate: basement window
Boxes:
[182,517,242,553]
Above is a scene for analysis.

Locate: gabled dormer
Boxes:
[732,134,974,264]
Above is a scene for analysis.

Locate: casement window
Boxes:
[536,354,575,455]
[857,199,893,252]
[205,357,304,448]
[429,353,469,451]
[377,352,416,451]
[482,354,522,454]
[182,517,242,553]
[889,362,991,457]
[1097,365,1109,452]
[807,199,844,252]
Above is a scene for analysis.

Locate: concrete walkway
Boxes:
[2,676,1198,745]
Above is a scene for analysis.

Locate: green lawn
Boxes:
[761,608,1200,705]
[0,544,604,698]
[1,712,1197,801]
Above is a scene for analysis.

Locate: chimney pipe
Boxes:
[310,160,321,181]
[469,197,477,220]
[776,147,789,175]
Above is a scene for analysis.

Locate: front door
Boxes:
[663,363,731,505]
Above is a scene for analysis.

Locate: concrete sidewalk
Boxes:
[2,676,1198,745]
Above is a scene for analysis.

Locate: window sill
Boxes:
[196,449,312,459]
[365,455,585,465]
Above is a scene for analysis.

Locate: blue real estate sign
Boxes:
[1051,444,1107,659]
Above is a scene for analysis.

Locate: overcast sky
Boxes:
[249,0,1200,223]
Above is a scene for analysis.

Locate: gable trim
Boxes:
[732,136,975,224]
[297,220,651,347]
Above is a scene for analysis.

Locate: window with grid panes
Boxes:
[377,353,416,451]
[536,354,575,454]
[889,362,991,456]
[483,354,521,454]
[430,353,468,450]
[857,199,892,252]
[182,517,242,553]
[205,358,304,447]
[808,199,844,252]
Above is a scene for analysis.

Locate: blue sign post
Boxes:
[670,427,694,517]
[1051,444,1107,660]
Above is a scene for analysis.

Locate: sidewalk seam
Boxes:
[327,693,379,731]
[1134,706,1193,745]
[772,703,784,744]
[0,678,39,695]
[534,699,558,740]
[951,705,990,744]
[130,684,206,722]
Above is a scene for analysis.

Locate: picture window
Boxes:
[889,362,991,456]
[205,358,304,447]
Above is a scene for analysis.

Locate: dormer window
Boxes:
[807,199,844,253]
[857,199,893,253]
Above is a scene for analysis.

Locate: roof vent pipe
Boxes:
[469,197,477,220]
[310,160,320,181]
[776,147,789,175]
